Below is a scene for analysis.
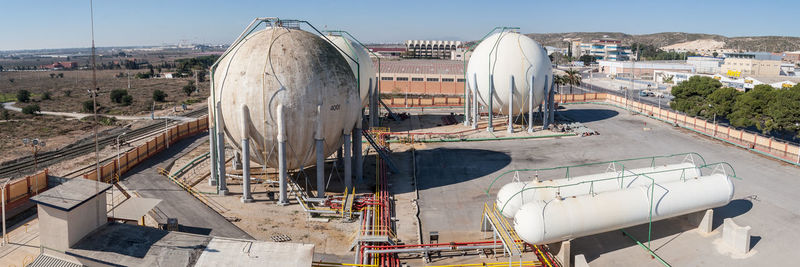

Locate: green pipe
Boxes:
[384,133,576,143]
[171,152,210,178]
[622,230,671,267]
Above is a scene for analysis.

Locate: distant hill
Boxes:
[524,32,800,53]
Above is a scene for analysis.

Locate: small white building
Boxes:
[30,178,111,251]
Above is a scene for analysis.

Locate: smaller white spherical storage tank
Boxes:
[513,173,734,245]
[496,163,701,218]
[212,26,360,169]
[325,35,375,107]
[466,31,552,115]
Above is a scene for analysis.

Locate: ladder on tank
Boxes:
[362,129,399,173]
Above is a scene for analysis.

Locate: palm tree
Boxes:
[564,69,582,94]
[554,74,566,94]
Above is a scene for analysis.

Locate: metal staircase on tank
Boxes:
[482,202,524,257]
[362,129,399,173]
[379,98,401,121]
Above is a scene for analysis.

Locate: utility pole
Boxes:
[89,0,100,181]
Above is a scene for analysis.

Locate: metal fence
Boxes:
[82,116,209,183]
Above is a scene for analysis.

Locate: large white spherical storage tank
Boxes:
[466,31,552,115]
[325,35,375,107]
[212,27,360,169]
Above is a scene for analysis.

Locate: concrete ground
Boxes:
[0,217,40,267]
[412,103,800,266]
[119,133,252,239]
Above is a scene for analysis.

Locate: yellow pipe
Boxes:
[312,261,379,267]
[535,245,553,267]
[426,261,541,267]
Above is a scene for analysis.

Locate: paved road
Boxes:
[2,102,195,121]
[119,133,252,239]
[414,103,800,266]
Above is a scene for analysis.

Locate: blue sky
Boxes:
[0,0,797,51]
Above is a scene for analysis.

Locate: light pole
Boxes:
[22,138,45,195]
[1,178,9,246]
[116,132,127,178]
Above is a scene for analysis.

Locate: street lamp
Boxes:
[22,138,45,195]
[1,178,9,246]
[116,132,127,179]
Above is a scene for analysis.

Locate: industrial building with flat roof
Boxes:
[376,59,465,95]
[721,52,783,77]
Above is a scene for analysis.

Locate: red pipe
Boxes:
[361,240,503,249]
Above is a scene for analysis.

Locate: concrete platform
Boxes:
[413,104,800,266]
[118,133,252,239]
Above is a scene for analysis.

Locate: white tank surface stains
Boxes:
[212,27,360,169]
[325,34,375,107]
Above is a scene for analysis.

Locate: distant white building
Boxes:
[405,40,463,59]
[654,70,800,91]
[686,56,723,74]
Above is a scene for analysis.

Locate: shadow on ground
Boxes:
[564,199,753,263]
[413,148,512,192]
[558,109,619,123]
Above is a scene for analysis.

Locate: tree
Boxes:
[563,69,582,94]
[182,81,196,96]
[153,90,167,102]
[110,89,129,103]
[63,90,72,97]
[728,84,776,133]
[16,90,30,102]
[57,73,64,78]
[8,78,14,83]
[765,85,800,136]
[670,76,721,117]
[49,73,55,78]
[196,71,206,83]
[22,104,40,115]
[662,74,674,84]
[706,87,741,118]
[82,100,95,112]
[121,94,133,106]
[553,75,566,95]
[41,91,52,101]
[712,52,719,57]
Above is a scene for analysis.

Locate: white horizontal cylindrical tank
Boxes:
[514,173,734,245]
[496,163,701,218]
[466,31,552,115]
[212,27,360,169]
[325,35,375,107]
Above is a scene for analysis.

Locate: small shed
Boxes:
[30,178,111,251]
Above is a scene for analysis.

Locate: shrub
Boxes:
[153,90,167,102]
[183,81,196,96]
[0,105,8,120]
[42,91,52,100]
[82,100,95,112]
[22,104,40,115]
[121,95,133,106]
[63,90,72,97]
[16,90,30,102]
[110,89,129,103]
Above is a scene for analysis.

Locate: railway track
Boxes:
[0,107,208,180]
